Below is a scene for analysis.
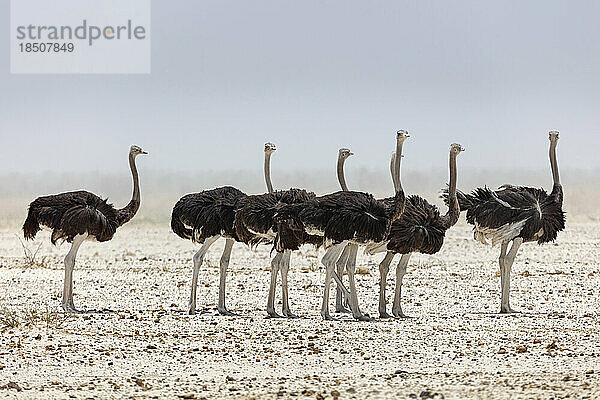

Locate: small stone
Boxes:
[497,348,507,354]
[515,345,527,353]
[585,370,594,375]
[355,266,370,275]
[331,389,340,398]
[6,382,22,391]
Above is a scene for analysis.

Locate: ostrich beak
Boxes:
[141,150,148,154]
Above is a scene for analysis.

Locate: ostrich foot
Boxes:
[282,309,299,319]
[266,309,282,318]
[217,307,237,316]
[500,306,520,314]
[354,313,373,322]
[379,311,393,319]
[61,303,81,314]
[392,309,409,318]
[321,312,337,321]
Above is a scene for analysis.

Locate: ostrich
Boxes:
[274,130,408,321]
[234,147,317,318]
[443,131,564,313]
[22,145,147,312]
[333,148,354,313]
[365,143,465,318]
[333,149,410,314]
[170,143,279,315]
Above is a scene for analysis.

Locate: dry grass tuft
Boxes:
[16,235,47,268]
[0,307,73,331]
[0,309,21,329]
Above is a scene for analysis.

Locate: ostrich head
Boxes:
[549,131,559,142]
[338,148,354,160]
[264,142,277,155]
[396,130,410,142]
[450,143,465,155]
[130,145,148,156]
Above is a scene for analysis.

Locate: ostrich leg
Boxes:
[498,241,509,313]
[344,244,372,321]
[267,252,284,317]
[321,242,349,320]
[377,252,395,318]
[280,250,298,318]
[189,235,219,315]
[391,253,411,318]
[500,238,522,313]
[335,245,351,313]
[217,238,235,315]
[62,234,86,313]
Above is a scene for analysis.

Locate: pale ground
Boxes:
[1,222,599,399]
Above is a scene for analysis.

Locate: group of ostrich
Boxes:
[23,131,565,320]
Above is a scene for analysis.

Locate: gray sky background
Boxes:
[1,0,599,179]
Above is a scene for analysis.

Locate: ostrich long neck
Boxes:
[394,140,403,194]
[264,152,274,194]
[549,140,562,204]
[388,140,406,227]
[550,141,560,186]
[117,153,141,226]
[337,155,349,191]
[390,152,399,192]
[443,152,459,229]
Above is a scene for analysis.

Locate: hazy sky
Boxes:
[1,0,599,177]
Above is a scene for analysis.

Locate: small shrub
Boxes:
[16,235,47,268]
[0,307,73,331]
[0,309,20,329]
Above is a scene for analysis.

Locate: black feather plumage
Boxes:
[23,191,119,244]
[234,188,316,248]
[386,195,447,255]
[442,183,565,244]
[274,190,405,252]
[171,186,246,243]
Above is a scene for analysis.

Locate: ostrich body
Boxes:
[171,185,246,315]
[170,143,282,315]
[366,143,464,318]
[235,188,317,317]
[275,131,408,320]
[333,149,408,314]
[443,131,564,313]
[22,145,147,312]
[234,142,321,317]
